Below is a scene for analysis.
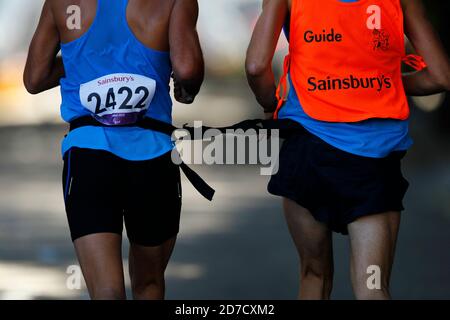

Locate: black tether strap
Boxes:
[179,162,215,201]
[69,116,306,201]
[189,118,306,139]
[70,116,179,136]
[70,116,305,139]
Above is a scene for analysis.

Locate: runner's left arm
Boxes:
[24,0,64,95]
[246,0,288,114]
[401,0,450,96]
[169,0,204,104]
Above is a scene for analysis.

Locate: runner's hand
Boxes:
[173,74,195,104]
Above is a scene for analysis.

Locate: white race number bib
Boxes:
[79,73,156,125]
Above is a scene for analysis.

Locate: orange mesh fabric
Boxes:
[275,0,426,122]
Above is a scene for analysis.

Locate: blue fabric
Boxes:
[280,0,413,158]
[60,0,173,161]
[64,149,72,201]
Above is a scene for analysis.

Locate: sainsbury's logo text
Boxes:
[308,75,392,92]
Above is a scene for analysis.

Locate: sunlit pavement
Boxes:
[0,124,449,300]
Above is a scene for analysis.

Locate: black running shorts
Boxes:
[268,130,409,234]
[62,148,182,246]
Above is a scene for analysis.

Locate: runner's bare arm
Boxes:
[24,1,64,95]
[169,0,204,103]
[246,0,288,113]
[401,0,450,96]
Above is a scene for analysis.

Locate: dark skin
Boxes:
[246,0,450,115]
[401,0,450,95]
[23,0,64,95]
[24,0,204,300]
[246,0,450,300]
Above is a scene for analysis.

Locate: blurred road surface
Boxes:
[0,120,449,300]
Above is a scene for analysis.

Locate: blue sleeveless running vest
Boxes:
[60,0,173,160]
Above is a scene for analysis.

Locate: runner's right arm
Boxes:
[169,0,204,104]
[24,0,64,95]
[246,0,288,114]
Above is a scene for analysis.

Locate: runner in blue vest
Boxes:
[24,0,203,300]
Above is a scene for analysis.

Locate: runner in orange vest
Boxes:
[246,0,450,299]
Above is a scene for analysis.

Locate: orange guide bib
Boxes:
[274,0,426,122]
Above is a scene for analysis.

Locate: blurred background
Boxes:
[0,0,449,299]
